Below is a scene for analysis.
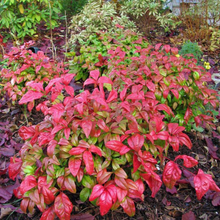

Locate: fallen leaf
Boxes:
[166,186,177,194]
[212,192,220,206]
[0,147,15,157]
[205,138,219,160]
[0,188,13,203]
[0,207,12,219]
[71,213,95,220]
[182,211,196,220]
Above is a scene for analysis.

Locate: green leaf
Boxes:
[80,188,91,202]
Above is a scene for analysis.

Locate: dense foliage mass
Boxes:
[0,0,219,219]
[7,36,220,219]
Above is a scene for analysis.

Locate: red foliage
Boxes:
[6,40,219,219]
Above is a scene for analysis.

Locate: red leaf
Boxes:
[97,169,112,185]
[162,161,181,189]
[120,87,127,101]
[64,175,76,193]
[97,119,109,132]
[99,190,113,216]
[19,126,36,140]
[89,184,105,201]
[41,186,55,204]
[65,85,74,97]
[90,145,102,157]
[117,187,127,202]
[182,211,196,220]
[90,70,100,80]
[40,206,55,220]
[69,147,85,155]
[106,90,117,103]
[115,168,128,179]
[20,198,29,213]
[155,43,162,51]
[194,169,220,200]
[146,80,155,92]
[69,158,82,177]
[106,140,125,153]
[19,91,44,104]
[168,123,185,135]
[98,76,113,85]
[179,133,192,149]
[163,45,171,53]
[120,197,136,217]
[81,120,92,138]
[156,104,174,116]
[54,192,73,220]
[127,134,144,152]
[62,74,75,85]
[83,151,94,175]
[20,175,37,195]
[175,155,198,168]
[171,47,178,55]
[171,89,179,99]
[27,101,34,112]
[106,184,117,203]
[133,154,141,173]
[140,171,162,197]
[84,78,96,86]
[8,157,22,181]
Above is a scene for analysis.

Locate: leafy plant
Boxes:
[179,40,203,62]
[0,41,69,111]
[209,27,220,52]
[67,27,149,81]
[8,42,220,219]
[0,0,62,39]
[60,0,88,18]
[67,0,137,50]
[120,0,178,32]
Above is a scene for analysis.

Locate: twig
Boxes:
[48,1,56,60]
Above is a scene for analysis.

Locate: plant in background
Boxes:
[8,43,220,219]
[0,41,69,111]
[67,0,137,50]
[179,40,203,62]
[0,0,62,39]
[120,0,178,32]
[60,0,88,18]
[209,27,220,52]
[66,28,149,81]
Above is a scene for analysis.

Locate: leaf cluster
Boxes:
[0,0,62,39]
[7,41,220,219]
[66,28,148,81]
[179,40,203,62]
[0,41,68,110]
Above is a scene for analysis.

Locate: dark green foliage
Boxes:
[179,40,203,62]
[60,0,88,17]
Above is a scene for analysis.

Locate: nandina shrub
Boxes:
[0,41,69,111]
[9,68,220,219]
[105,43,219,130]
[67,27,149,81]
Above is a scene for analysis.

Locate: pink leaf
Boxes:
[127,134,144,152]
[162,161,181,189]
[54,192,73,220]
[81,120,92,138]
[90,70,100,80]
[175,155,198,168]
[19,91,44,104]
[20,175,37,195]
[83,151,94,175]
[69,158,82,176]
[194,169,220,200]
[89,184,105,201]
